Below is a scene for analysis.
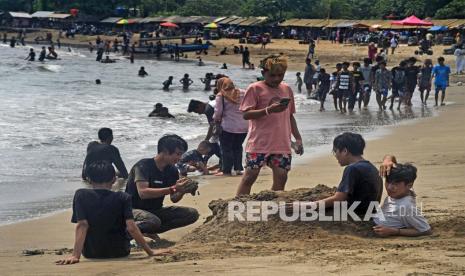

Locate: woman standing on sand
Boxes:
[368,42,377,62]
[213,77,248,176]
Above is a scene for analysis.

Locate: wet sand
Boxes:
[1,34,465,275]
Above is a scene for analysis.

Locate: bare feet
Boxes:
[214,172,231,176]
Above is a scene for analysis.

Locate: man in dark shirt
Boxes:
[289,133,382,218]
[82,128,128,180]
[125,134,199,239]
[404,57,420,106]
[56,161,169,265]
[350,62,365,111]
[242,47,251,68]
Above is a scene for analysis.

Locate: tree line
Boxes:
[1,0,465,20]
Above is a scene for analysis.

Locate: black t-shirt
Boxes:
[71,189,133,259]
[391,66,406,87]
[352,70,364,90]
[204,103,215,124]
[125,158,179,211]
[336,160,383,216]
[405,66,420,86]
[82,141,128,180]
[318,73,331,88]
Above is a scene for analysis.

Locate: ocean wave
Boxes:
[37,64,62,73]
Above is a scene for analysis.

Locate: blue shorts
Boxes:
[378,88,389,97]
[435,84,447,94]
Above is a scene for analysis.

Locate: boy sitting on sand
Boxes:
[176,141,211,176]
[373,157,432,237]
[288,133,383,216]
[56,161,170,265]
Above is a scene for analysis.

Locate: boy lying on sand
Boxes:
[374,156,432,237]
[56,161,170,265]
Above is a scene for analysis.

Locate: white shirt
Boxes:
[374,195,431,232]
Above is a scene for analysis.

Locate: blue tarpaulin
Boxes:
[429,26,448,31]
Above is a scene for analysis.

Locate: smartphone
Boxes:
[279,98,290,106]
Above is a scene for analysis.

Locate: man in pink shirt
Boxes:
[237,54,303,195]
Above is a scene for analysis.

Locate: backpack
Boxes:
[393,68,405,85]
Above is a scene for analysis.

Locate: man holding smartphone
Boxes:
[237,54,304,195]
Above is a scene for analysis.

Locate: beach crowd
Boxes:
[2,31,443,265]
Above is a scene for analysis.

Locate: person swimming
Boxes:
[26,48,35,61]
[198,57,205,66]
[163,76,174,91]
[95,79,101,85]
[180,74,193,91]
[148,103,163,117]
[38,46,46,62]
[221,63,228,69]
[155,107,175,118]
[148,104,174,118]
[46,46,58,59]
[200,73,214,91]
[138,66,148,77]
[100,56,116,63]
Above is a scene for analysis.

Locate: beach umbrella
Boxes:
[117,19,136,25]
[69,8,79,17]
[204,22,218,29]
[160,22,179,28]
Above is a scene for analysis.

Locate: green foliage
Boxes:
[0,0,463,19]
[435,0,465,18]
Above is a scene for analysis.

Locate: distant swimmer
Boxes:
[180,73,193,91]
[95,79,101,85]
[221,63,228,69]
[148,103,163,116]
[150,107,175,118]
[100,56,115,63]
[163,76,174,91]
[38,46,46,62]
[46,47,58,59]
[138,66,148,77]
[200,73,214,91]
[198,57,205,66]
[26,48,35,61]
[82,128,129,181]
[10,36,16,48]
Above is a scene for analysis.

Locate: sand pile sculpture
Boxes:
[182,185,375,244]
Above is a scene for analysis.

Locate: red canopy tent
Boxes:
[391,15,433,26]
[160,22,179,28]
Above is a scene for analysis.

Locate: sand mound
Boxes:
[182,185,373,243]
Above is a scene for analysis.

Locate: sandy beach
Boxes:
[1,35,465,275]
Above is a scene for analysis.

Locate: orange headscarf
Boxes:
[217,77,240,104]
